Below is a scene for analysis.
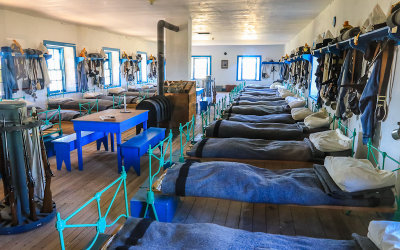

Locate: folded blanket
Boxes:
[187,137,325,162]
[232,100,288,106]
[109,217,371,250]
[48,99,116,111]
[226,105,290,116]
[314,164,394,205]
[227,113,296,124]
[160,161,393,207]
[240,91,278,96]
[205,120,304,140]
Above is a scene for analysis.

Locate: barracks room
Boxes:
[0,0,400,249]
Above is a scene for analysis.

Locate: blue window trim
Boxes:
[308,57,318,101]
[191,55,212,80]
[236,55,262,81]
[137,51,148,83]
[103,47,121,89]
[44,40,78,95]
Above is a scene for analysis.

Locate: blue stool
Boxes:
[120,127,166,175]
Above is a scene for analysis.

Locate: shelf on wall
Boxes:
[311,26,400,57]
[283,53,312,64]
[261,61,282,65]
[76,56,108,63]
[0,51,52,60]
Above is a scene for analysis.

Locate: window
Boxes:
[44,40,77,94]
[309,57,318,100]
[191,56,211,80]
[137,52,148,83]
[103,47,121,87]
[237,55,261,81]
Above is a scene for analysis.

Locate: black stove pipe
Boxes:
[157,20,179,96]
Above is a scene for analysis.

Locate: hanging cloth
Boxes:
[335,50,352,119]
[1,47,17,99]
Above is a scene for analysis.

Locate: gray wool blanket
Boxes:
[48,98,116,111]
[227,105,290,116]
[38,109,80,122]
[236,95,284,102]
[160,161,394,208]
[187,137,325,162]
[205,120,305,140]
[108,217,376,250]
[240,91,278,96]
[86,95,138,104]
[232,99,288,106]
[227,113,296,124]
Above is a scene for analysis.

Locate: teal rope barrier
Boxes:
[145,131,173,221]
[179,116,195,162]
[56,167,129,250]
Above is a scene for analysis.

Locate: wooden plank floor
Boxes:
[0,94,386,249]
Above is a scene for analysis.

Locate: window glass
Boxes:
[47,48,64,92]
[309,57,318,100]
[104,52,112,86]
[139,52,148,83]
[0,58,3,96]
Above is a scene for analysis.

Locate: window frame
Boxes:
[44,40,77,95]
[102,47,121,89]
[0,57,3,97]
[236,55,262,81]
[191,55,212,80]
[137,51,148,83]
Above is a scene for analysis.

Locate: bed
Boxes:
[226,113,297,124]
[235,94,285,102]
[153,161,395,209]
[205,120,328,140]
[37,108,80,122]
[232,99,288,106]
[108,217,376,250]
[47,97,116,111]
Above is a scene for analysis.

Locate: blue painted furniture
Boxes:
[52,131,109,171]
[72,109,149,171]
[130,181,180,222]
[121,127,166,175]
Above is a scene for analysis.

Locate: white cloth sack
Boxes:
[83,92,104,98]
[304,110,332,129]
[108,87,125,95]
[291,107,313,121]
[287,98,306,109]
[368,221,400,250]
[270,81,283,89]
[309,129,352,152]
[324,156,396,192]
[278,88,295,98]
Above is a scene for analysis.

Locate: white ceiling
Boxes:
[0,0,332,45]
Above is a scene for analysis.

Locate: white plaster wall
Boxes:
[192,45,285,87]
[0,8,156,107]
[165,18,192,81]
[285,0,400,172]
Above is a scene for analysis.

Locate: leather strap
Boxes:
[195,138,209,158]
[119,219,153,248]
[175,161,193,196]
[213,120,222,137]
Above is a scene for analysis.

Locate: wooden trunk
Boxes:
[164,82,196,128]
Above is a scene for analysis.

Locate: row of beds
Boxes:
[58,83,399,249]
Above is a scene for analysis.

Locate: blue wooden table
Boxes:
[72,109,149,171]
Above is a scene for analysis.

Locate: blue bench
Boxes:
[53,131,109,171]
[130,181,180,222]
[120,127,166,175]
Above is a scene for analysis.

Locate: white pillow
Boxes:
[309,129,352,152]
[324,156,396,192]
[16,98,35,107]
[270,81,282,89]
[108,87,125,95]
[291,107,313,121]
[304,110,332,129]
[83,92,103,98]
[288,98,306,109]
[368,221,400,250]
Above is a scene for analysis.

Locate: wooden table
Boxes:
[72,109,149,171]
